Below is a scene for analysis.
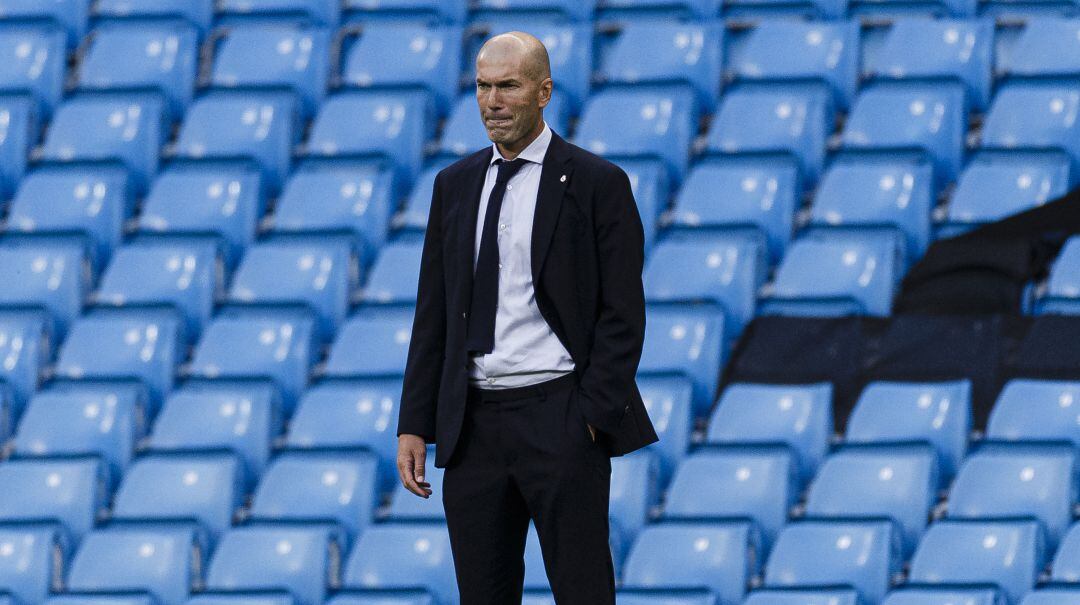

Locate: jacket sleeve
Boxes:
[397,171,447,442]
[577,165,647,434]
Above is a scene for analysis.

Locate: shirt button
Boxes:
[507,185,513,190]
[498,263,502,269]
[487,377,495,384]
[499,224,506,230]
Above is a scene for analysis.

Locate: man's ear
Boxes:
[538,78,553,109]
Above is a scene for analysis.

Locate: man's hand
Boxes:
[587,424,597,443]
[397,434,432,498]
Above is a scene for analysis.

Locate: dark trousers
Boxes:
[442,373,616,604]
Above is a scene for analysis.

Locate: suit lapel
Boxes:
[531,132,573,286]
[457,147,493,311]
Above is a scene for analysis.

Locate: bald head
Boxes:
[477,31,551,84]
[475,31,554,157]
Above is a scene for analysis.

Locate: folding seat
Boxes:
[723,0,844,19]
[638,302,725,417]
[908,521,1045,605]
[980,82,1080,167]
[845,380,971,482]
[339,523,456,604]
[644,231,765,336]
[0,95,37,197]
[324,305,415,378]
[869,19,993,111]
[729,20,859,110]
[0,311,48,413]
[1004,18,1080,79]
[668,160,800,263]
[217,0,340,28]
[227,240,356,341]
[0,458,106,541]
[575,86,698,185]
[615,593,723,605]
[395,159,452,233]
[49,595,155,605]
[271,164,396,258]
[841,83,968,187]
[305,90,433,189]
[339,24,461,118]
[209,25,329,119]
[1021,590,1080,605]
[745,591,859,605]
[612,158,670,254]
[93,0,214,34]
[327,592,435,605]
[0,25,66,117]
[663,448,797,552]
[173,91,297,195]
[0,525,67,605]
[360,238,423,305]
[94,240,219,338]
[342,0,466,24]
[187,312,316,415]
[947,446,1075,550]
[1049,520,1080,581]
[248,451,380,537]
[437,90,570,158]
[136,165,264,269]
[521,594,556,605]
[75,22,198,120]
[943,152,1070,236]
[285,377,403,490]
[608,451,660,557]
[387,446,445,520]
[40,93,165,196]
[805,448,938,556]
[706,84,834,186]
[148,382,280,485]
[1037,237,1080,314]
[883,589,1002,605]
[470,0,594,22]
[621,521,759,605]
[809,158,934,261]
[523,523,552,591]
[0,0,89,47]
[206,526,342,605]
[55,309,183,412]
[0,239,87,340]
[706,382,833,483]
[987,379,1080,448]
[637,375,693,484]
[68,527,204,605]
[186,596,295,605]
[762,231,903,318]
[14,384,143,478]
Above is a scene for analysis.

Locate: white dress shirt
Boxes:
[468,122,576,389]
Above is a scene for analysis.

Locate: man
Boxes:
[396,31,659,604]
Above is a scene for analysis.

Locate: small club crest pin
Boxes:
[560,174,567,182]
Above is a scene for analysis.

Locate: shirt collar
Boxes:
[489,121,551,167]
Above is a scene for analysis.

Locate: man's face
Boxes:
[475,51,550,146]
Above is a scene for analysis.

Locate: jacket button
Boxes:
[462,312,466,319]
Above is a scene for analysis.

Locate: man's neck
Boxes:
[496,119,544,160]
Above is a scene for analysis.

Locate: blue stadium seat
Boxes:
[762,232,902,318]
[136,165,264,269]
[0,525,66,605]
[343,0,465,23]
[0,0,88,47]
[437,90,570,159]
[724,0,844,19]
[621,521,759,605]
[228,240,355,341]
[609,451,660,557]
[612,158,670,254]
[340,523,456,604]
[388,446,445,520]
[324,305,415,378]
[598,21,723,111]
[95,240,219,338]
[1021,590,1080,605]
[471,0,594,21]
[93,0,214,33]
[327,593,435,605]
[0,239,87,340]
[305,90,433,189]
[667,160,800,263]
[644,231,765,336]
[67,527,203,605]
[185,596,295,605]
[947,446,1075,550]
[883,589,1003,605]
[745,590,859,605]
[174,91,297,194]
[637,375,693,483]
[248,451,379,536]
[210,25,329,119]
[340,24,461,117]
[575,86,698,185]
[869,19,993,110]
[663,448,797,552]
[523,522,550,591]
[285,378,402,492]
[841,83,967,186]
[55,309,183,411]
[206,526,342,605]
[7,166,130,271]
[597,0,720,19]
[395,160,451,232]
[271,164,395,258]
[729,20,859,110]
[707,84,834,186]
[638,302,725,417]
[0,25,66,117]
[0,95,37,196]
[845,380,971,482]
[980,82,1080,166]
[40,93,165,195]
[48,595,155,605]
[111,454,242,544]
[0,458,105,541]
[706,382,833,484]
[1005,18,1080,79]
[217,0,340,27]
[987,379,1080,448]
[14,384,142,478]
[908,521,1045,605]
[809,158,934,261]
[361,238,423,305]
[76,22,198,120]
[0,311,48,413]
[1038,237,1080,314]
[1050,523,1080,581]
[764,520,899,605]
[945,152,1071,236]
[188,312,316,415]
[805,448,938,556]
[148,382,280,485]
